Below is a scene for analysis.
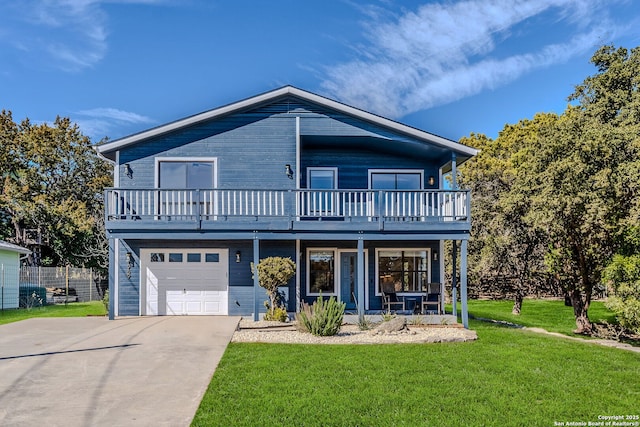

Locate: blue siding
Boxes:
[301,147,440,189]
[117,239,139,316]
[228,286,254,316]
[118,113,296,190]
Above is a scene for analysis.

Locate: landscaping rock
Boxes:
[374,316,406,333]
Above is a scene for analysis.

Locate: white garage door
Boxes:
[141,249,228,315]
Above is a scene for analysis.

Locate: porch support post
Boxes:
[451,153,458,190]
[357,237,365,316]
[253,236,260,321]
[460,239,469,328]
[452,240,457,318]
[295,239,301,313]
[108,237,115,320]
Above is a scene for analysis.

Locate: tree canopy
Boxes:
[0,111,112,271]
[460,45,640,334]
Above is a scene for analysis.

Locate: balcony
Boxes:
[104,188,471,233]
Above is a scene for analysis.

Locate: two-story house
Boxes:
[96,86,477,327]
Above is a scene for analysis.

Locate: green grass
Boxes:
[465,298,616,335]
[0,301,106,325]
[193,320,640,426]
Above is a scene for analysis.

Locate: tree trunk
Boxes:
[570,290,592,334]
[512,293,523,315]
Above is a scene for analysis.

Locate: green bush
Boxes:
[602,254,640,334]
[264,306,288,322]
[253,257,295,322]
[296,295,345,336]
[19,286,47,308]
[102,290,109,313]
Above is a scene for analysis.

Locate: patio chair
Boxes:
[381,290,405,312]
[421,283,442,314]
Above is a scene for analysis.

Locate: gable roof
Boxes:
[0,240,31,255]
[96,85,478,162]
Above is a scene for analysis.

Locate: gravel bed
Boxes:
[233,319,477,344]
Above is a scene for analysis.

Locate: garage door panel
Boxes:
[142,249,228,316]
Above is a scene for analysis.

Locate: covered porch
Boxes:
[248,232,471,328]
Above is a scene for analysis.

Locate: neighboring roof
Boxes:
[0,240,31,255]
[96,85,478,161]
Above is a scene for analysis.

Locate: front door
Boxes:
[340,252,358,310]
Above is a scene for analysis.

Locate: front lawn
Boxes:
[0,301,106,325]
[193,320,640,426]
[465,298,616,335]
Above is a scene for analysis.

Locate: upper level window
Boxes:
[158,160,215,189]
[308,167,338,189]
[369,170,423,190]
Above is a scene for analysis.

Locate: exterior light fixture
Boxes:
[236,250,241,263]
[433,250,438,261]
[285,164,294,179]
[124,163,133,179]
[428,175,435,186]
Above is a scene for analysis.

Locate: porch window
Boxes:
[308,249,336,295]
[377,249,430,294]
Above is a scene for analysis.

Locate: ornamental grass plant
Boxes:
[296,295,345,336]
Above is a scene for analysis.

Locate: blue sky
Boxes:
[1,0,639,143]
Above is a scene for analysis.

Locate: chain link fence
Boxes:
[18,266,107,306]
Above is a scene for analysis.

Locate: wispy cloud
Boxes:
[320,0,627,118]
[0,0,163,72]
[74,107,155,141]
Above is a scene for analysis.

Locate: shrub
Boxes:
[296,295,345,336]
[357,313,374,331]
[19,286,46,308]
[102,290,109,313]
[602,254,640,334]
[253,257,295,322]
[264,305,288,322]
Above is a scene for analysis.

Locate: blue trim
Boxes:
[460,239,468,328]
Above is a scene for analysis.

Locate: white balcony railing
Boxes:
[105,188,470,223]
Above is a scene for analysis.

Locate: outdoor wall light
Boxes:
[124,163,133,179]
[433,250,438,261]
[428,175,435,186]
[285,164,294,179]
[236,250,241,263]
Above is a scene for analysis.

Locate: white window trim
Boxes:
[367,169,424,189]
[374,248,432,296]
[307,167,338,189]
[154,157,218,189]
[306,248,338,296]
[336,249,369,309]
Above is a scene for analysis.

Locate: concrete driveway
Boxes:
[0,316,240,427]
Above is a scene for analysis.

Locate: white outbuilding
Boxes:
[0,240,30,310]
